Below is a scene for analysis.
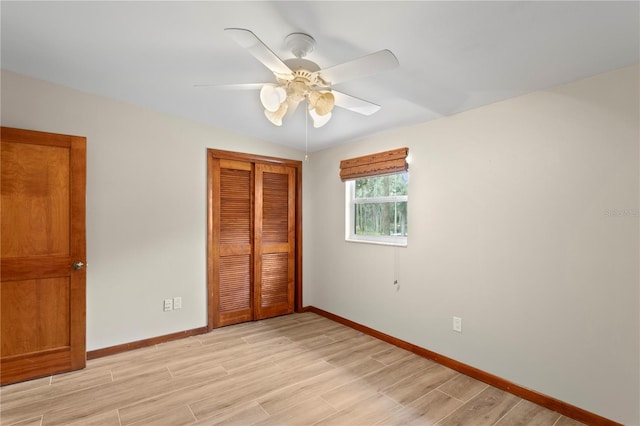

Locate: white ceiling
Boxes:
[2,1,638,152]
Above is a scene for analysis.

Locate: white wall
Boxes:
[1,70,306,351]
[2,66,638,424]
[305,65,639,425]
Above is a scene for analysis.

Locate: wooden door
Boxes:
[254,164,295,320]
[208,150,301,329]
[0,127,86,385]
[210,158,254,327]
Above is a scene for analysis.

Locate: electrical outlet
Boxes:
[173,297,182,310]
[163,298,173,311]
[453,316,462,333]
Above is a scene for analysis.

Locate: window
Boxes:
[346,172,408,245]
[340,147,409,246]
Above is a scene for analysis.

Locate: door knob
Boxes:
[72,261,85,270]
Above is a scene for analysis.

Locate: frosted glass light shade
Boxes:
[309,108,331,128]
[260,85,287,112]
[264,101,288,126]
[308,90,335,116]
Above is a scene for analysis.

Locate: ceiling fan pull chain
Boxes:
[305,105,309,162]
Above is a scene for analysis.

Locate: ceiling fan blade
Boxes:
[332,91,381,116]
[319,50,399,85]
[193,83,266,90]
[224,28,293,78]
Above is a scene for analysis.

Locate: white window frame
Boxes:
[345,174,408,247]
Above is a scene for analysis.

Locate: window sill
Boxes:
[345,238,407,248]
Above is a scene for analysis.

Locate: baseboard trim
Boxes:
[305,306,620,426]
[86,326,208,360]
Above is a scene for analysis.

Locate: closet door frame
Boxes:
[207,149,303,330]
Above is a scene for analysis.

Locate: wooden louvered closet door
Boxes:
[254,164,295,320]
[211,159,254,327]
[209,151,299,329]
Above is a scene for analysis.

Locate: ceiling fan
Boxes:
[207,28,399,128]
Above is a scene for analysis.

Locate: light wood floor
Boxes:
[1,312,585,426]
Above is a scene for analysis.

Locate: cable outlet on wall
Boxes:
[453,316,462,333]
[163,298,173,311]
[173,297,182,310]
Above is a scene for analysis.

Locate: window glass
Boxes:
[346,172,408,246]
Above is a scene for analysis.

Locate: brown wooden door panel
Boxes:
[1,257,77,281]
[211,158,254,327]
[1,127,86,385]
[218,254,252,323]
[1,277,71,357]
[254,164,295,320]
[257,252,293,319]
[1,350,74,386]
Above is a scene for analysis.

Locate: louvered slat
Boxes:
[261,172,288,244]
[220,169,251,245]
[219,254,251,312]
[260,253,289,307]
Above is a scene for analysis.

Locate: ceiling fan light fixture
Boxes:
[309,90,335,116]
[309,107,332,128]
[222,28,399,131]
[260,85,287,112]
[264,101,288,126]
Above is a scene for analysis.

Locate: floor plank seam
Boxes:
[255,401,272,423]
[493,398,523,425]
[434,387,466,404]
[308,402,340,426]
[433,400,462,426]
[436,369,460,385]
[463,382,490,402]
[186,404,197,423]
